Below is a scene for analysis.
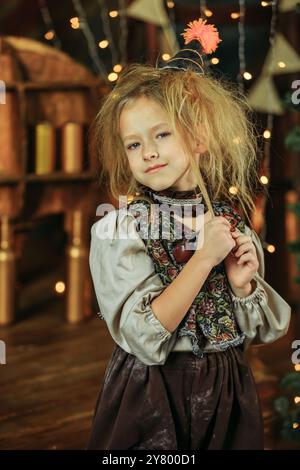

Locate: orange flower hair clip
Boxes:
[181,18,222,55]
[158,17,221,74]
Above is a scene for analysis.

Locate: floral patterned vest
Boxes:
[127,184,247,357]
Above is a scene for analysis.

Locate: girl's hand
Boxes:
[194,213,235,267]
[224,229,259,297]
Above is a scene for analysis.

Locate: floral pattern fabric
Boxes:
[127,186,246,357]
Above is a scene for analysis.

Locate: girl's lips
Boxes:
[145,164,167,174]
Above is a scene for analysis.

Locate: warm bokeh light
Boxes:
[260,175,269,185]
[295,364,300,371]
[229,186,238,195]
[109,10,119,18]
[99,40,109,48]
[294,397,300,404]
[204,9,213,17]
[113,64,123,73]
[267,244,276,253]
[108,72,118,82]
[243,72,252,80]
[263,129,272,139]
[55,281,65,294]
[231,12,240,19]
[167,1,175,8]
[211,57,219,65]
[70,17,80,29]
[278,61,286,68]
[162,53,171,61]
[44,31,54,40]
[292,422,299,429]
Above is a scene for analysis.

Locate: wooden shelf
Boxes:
[26,171,95,183]
[0,174,22,186]
[5,80,101,91]
[0,172,96,186]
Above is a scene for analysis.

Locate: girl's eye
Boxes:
[158,132,170,137]
[126,132,170,151]
[127,142,139,151]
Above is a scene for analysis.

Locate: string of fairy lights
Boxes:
[237,0,246,92]
[118,0,128,66]
[258,0,278,254]
[71,0,108,78]
[96,0,119,69]
[38,0,62,49]
[38,0,287,258]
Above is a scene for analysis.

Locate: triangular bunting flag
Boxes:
[127,0,169,26]
[247,75,284,115]
[279,0,300,12]
[158,26,179,58]
[263,33,300,75]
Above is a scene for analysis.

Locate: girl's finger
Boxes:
[237,252,257,266]
[233,236,253,250]
[234,233,252,242]
[235,242,256,258]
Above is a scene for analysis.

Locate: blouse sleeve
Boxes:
[89,208,178,366]
[229,224,292,349]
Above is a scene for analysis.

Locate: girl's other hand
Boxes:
[224,229,259,294]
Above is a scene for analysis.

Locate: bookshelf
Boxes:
[0,36,109,326]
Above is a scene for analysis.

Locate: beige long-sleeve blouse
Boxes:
[89,208,291,366]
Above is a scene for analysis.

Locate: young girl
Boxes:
[87,19,291,450]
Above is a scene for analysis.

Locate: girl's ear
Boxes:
[194,138,207,155]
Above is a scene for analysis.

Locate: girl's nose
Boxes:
[143,148,159,161]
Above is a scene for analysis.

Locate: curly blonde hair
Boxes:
[90,63,264,223]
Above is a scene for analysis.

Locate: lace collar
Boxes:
[137,184,203,206]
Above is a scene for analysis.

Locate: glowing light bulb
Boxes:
[295,364,300,371]
[294,397,300,404]
[243,72,252,80]
[267,244,276,253]
[70,17,80,29]
[278,61,286,68]
[261,1,270,6]
[45,31,54,40]
[263,129,271,139]
[99,40,109,48]
[260,175,269,185]
[113,64,123,73]
[55,281,65,294]
[167,1,175,7]
[292,422,299,429]
[109,10,119,18]
[162,53,171,61]
[229,186,238,195]
[108,72,118,82]
[204,9,213,17]
[231,12,240,19]
[211,57,219,65]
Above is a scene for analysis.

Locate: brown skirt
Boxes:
[86,344,264,450]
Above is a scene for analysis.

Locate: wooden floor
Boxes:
[0,299,115,450]
[0,299,299,450]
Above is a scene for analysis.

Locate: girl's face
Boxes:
[119,95,203,192]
